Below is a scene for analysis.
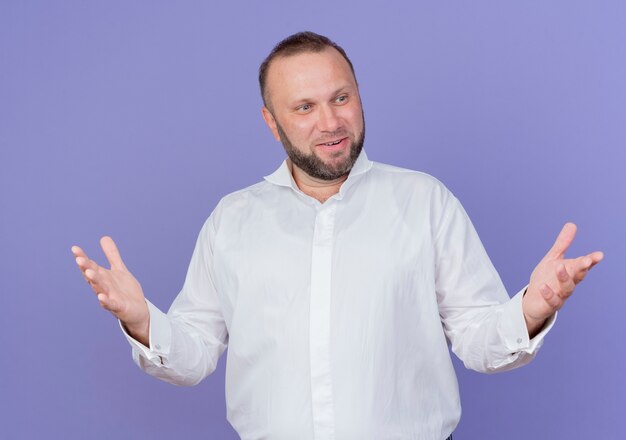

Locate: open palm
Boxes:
[72,236,149,342]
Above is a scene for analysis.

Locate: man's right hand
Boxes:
[72,236,150,346]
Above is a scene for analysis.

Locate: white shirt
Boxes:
[123,151,554,440]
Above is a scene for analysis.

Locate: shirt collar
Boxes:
[263,150,373,195]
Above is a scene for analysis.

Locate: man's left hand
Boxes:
[523,222,603,337]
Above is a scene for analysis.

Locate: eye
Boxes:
[296,103,312,113]
[335,95,349,104]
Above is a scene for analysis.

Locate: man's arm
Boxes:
[72,224,228,386]
[434,188,602,373]
[522,223,603,338]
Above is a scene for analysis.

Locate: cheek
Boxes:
[341,104,364,130]
[286,119,317,143]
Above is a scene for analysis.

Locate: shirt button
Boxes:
[516,338,523,344]
[154,344,161,350]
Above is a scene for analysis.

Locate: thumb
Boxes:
[100,236,127,270]
[545,222,577,260]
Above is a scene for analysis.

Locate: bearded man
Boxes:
[72,32,603,440]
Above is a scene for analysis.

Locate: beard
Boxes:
[274,119,365,181]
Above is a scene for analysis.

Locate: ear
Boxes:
[261,106,281,141]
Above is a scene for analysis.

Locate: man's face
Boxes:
[262,48,365,181]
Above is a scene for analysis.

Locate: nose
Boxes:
[317,104,341,132]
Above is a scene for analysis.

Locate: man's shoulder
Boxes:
[216,179,275,210]
[203,180,276,231]
[368,160,449,193]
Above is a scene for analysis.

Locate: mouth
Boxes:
[316,137,348,151]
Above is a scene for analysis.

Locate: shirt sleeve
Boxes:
[120,213,229,386]
[434,191,556,373]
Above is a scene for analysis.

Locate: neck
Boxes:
[291,162,348,203]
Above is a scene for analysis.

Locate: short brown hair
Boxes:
[258,31,356,108]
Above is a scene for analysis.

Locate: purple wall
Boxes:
[1,1,624,438]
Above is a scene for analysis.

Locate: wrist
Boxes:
[522,290,548,338]
[123,313,150,347]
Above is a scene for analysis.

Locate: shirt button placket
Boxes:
[309,202,337,440]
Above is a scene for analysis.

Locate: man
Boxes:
[72,32,603,440]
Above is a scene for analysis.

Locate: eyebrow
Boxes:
[290,85,354,106]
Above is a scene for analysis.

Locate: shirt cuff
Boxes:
[499,286,557,354]
[119,299,172,365]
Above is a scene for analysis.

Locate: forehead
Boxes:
[265,48,357,106]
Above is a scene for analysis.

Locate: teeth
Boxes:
[324,140,341,146]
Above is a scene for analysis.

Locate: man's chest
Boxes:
[212,198,437,327]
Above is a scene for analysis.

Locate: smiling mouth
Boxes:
[318,137,347,147]
[323,139,342,146]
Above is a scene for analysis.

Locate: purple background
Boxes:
[1,2,624,439]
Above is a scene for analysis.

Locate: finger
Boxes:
[100,236,127,270]
[540,283,562,309]
[75,256,94,284]
[562,256,587,284]
[587,251,604,269]
[556,264,569,282]
[75,257,104,287]
[546,222,577,260]
[84,268,98,285]
[555,264,575,298]
[567,254,601,284]
[77,265,92,285]
[85,268,110,294]
[71,245,88,259]
[72,246,99,281]
[75,256,98,273]
[97,293,121,314]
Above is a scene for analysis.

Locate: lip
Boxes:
[316,137,348,151]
